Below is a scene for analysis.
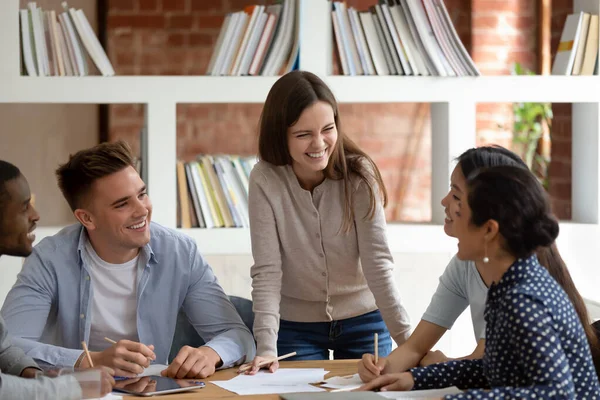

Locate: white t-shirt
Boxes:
[422,255,489,340]
[84,240,140,351]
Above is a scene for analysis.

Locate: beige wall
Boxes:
[1,1,100,225]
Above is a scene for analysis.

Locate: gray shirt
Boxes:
[249,161,411,356]
[422,256,488,340]
[0,315,81,399]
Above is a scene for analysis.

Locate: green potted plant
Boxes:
[509,62,553,188]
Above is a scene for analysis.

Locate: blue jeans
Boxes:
[277,310,392,360]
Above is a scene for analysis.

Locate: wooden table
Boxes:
[155,360,358,399]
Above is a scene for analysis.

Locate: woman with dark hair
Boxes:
[240,71,411,374]
[360,166,600,397]
[359,145,600,382]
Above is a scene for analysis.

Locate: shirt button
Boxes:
[321,272,327,277]
[313,212,318,217]
[316,233,320,238]
[80,314,85,319]
[319,253,325,258]
[85,276,90,281]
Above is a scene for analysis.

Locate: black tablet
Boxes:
[113,375,205,397]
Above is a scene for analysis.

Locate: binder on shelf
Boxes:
[552,11,600,76]
[552,12,587,75]
[19,9,37,76]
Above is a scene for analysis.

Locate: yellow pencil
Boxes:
[81,341,94,368]
[104,337,117,345]
[238,351,297,373]
[374,333,379,364]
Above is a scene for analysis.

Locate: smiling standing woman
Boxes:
[241,71,411,374]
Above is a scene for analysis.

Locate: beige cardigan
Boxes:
[248,161,411,356]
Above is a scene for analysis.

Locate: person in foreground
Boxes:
[0,160,114,399]
[1,141,255,380]
[359,146,600,381]
[242,70,411,373]
[359,165,600,398]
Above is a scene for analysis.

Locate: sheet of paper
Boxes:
[232,384,326,395]
[139,363,168,377]
[212,368,329,395]
[319,373,363,390]
[282,393,384,400]
[88,394,123,400]
[376,386,462,399]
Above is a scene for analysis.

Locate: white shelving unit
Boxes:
[1,0,600,302]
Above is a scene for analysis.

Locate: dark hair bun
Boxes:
[467,166,558,258]
[524,214,559,251]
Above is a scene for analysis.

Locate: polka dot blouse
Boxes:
[410,254,600,399]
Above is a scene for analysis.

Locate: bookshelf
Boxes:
[1,0,600,300]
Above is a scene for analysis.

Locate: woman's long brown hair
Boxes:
[536,243,600,378]
[258,71,387,232]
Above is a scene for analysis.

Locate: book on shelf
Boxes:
[19,1,115,77]
[552,11,600,76]
[331,0,479,76]
[206,0,299,76]
[176,155,258,229]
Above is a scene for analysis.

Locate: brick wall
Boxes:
[106,0,548,222]
[472,0,538,150]
[549,0,573,219]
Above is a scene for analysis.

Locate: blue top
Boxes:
[1,223,256,369]
[410,254,600,399]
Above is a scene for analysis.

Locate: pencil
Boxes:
[104,337,155,363]
[238,351,297,372]
[374,333,379,364]
[81,341,94,368]
[104,337,117,345]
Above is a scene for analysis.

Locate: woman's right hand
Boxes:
[357,372,415,392]
[238,355,279,375]
[358,353,387,382]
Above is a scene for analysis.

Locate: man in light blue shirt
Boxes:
[1,141,255,379]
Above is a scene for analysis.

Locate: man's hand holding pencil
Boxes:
[79,337,156,377]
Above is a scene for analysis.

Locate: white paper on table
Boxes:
[376,386,462,399]
[212,368,329,395]
[232,384,326,395]
[139,363,169,377]
[88,394,123,400]
[319,373,363,390]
